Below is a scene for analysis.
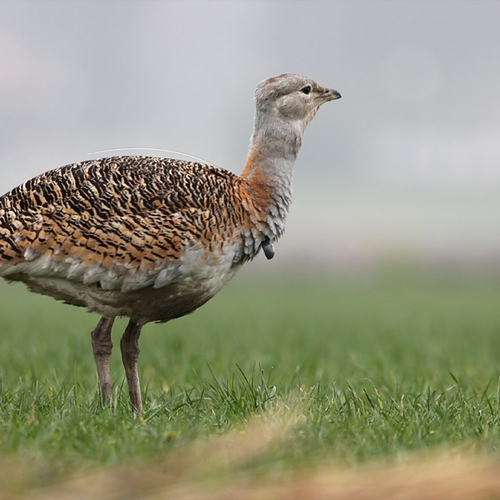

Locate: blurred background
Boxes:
[1,0,499,276]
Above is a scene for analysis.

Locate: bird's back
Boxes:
[0,156,257,323]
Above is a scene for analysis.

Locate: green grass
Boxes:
[0,269,500,488]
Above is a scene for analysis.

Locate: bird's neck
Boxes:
[240,112,305,242]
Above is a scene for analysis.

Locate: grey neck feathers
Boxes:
[240,109,308,258]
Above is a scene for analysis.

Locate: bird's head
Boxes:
[255,74,341,127]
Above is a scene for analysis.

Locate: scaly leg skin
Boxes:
[120,320,143,413]
[90,317,115,407]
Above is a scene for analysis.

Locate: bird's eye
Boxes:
[301,85,312,95]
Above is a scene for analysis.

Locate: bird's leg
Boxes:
[90,317,115,407]
[120,320,143,413]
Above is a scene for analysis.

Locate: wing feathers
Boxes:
[0,156,246,291]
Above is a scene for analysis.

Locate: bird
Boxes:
[0,74,341,412]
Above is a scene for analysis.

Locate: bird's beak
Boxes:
[322,88,342,102]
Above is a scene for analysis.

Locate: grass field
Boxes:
[0,268,500,498]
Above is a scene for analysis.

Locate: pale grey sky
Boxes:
[1,1,499,269]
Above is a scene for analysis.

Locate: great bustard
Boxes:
[0,74,341,412]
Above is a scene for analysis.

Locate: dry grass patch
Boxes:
[0,405,499,500]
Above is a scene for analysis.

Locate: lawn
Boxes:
[0,268,500,497]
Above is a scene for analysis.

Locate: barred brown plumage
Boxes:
[0,74,341,412]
